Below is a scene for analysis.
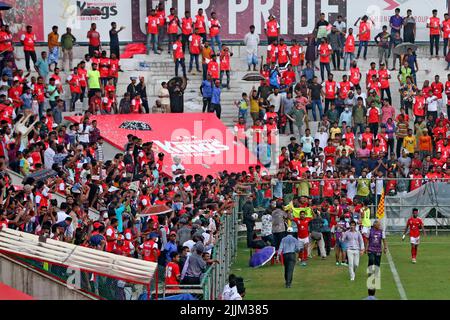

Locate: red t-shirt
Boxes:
[165,261,180,286]
[277,44,289,64]
[293,218,309,239]
[350,67,361,86]
[324,81,336,99]
[367,107,380,124]
[443,19,450,39]
[359,21,371,41]
[290,45,302,66]
[147,15,160,34]
[266,20,279,37]
[431,81,444,99]
[181,17,193,35]
[362,132,373,150]
[409,174,423,191]
[319,44,332,63]
[413,95,426,116]
[428,17,440,35]
[378,69,390,89]
[282,71,296,86]
[407,217,423,237]
[87,30,100,47]
[322,178,336,197]
[338,81,352,99]
[344,34,355,53]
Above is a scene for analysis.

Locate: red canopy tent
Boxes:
[0,282,34,300]
[66,113,261,177]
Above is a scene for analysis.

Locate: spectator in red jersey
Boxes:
[87,23,101,58]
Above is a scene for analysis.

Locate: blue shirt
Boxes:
[164,241,178,263]
[211,86,221,104]
[269,69,280,88]
[115,204,125,233]
[35,58,49,79]
[389,15,404,31]
[339,110,352,126]
[406,54,416,73]
[201,80,213,98]
[301,67,315,82]
[278,234,302,255]
[1,67,13,85]
[21,93,33,109]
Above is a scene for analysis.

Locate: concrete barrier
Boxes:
[0,254,96,300]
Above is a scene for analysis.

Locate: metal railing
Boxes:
[161,198,239,300]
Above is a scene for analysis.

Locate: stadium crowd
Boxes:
[0,2,447,297]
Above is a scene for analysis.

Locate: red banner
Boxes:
[66,113,260,177]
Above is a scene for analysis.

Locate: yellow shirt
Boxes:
[48,32,60,49]
[361,207,371,227]
[250,97,259,113]
[330,127,341,140]
[403,135,416,154]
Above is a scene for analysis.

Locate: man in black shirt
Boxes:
[287,137,300,160]
[109,22,125,60]
[242,196,256,248]
[315,13,330,44]
[308,76,324,121]
[311,139,324,158]
[136,77,149,113]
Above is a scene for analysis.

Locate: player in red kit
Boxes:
[402,208,426,263]
[293,211,310,266]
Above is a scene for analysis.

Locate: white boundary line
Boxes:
[387,242,450,245]
[385,250,408,300]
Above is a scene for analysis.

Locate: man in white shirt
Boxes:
[346,176,357,200]
[171,156,185,181]
[354,87,367,107]
[77,121,92,144]
[314,127,329,149]
[426,94,438,120]
[56,203,70,223]
[43,142,56,169]
[243,25,260,71]
[267,88,282,112]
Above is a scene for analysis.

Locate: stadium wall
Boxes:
[2,0,449,43]
[0,254,94,300]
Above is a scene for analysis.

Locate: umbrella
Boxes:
[242,72,266,82]
[119,120,152,131]
[23,169,58,184]
[0,2,12,10]
[168,76,187,91]
[249,246,276,268]
[393,42,418,56]
[80,7,103,16]
[140,204,173,217]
